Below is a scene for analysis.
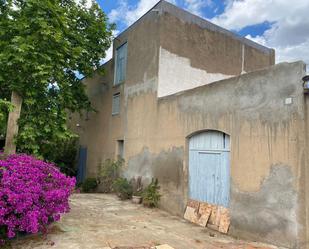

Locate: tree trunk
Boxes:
[4,91,23,156]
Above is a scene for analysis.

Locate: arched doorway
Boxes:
[188,130,230,207]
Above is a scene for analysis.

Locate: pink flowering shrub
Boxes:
[0,154,76,244]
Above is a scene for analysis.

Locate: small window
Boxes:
[114,42,128,85]
[117,140,124,159]
[112,93,120,115]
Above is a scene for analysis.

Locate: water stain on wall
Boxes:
[126,147,185,214]
[126,147,184,187]
[230,164,298,248]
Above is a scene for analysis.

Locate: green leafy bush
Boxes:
[43,137,78,176]
[131,176,143,196]
[142,179,161,208]
[82,178,98,193]
[112,178,133,200]
[97,158,123,192]
[0,99,13,140]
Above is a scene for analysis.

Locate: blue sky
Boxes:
[97,0,228,31]
[95,0,309,67]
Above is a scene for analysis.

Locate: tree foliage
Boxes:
[0,0,113,156]
[0,99,13,139]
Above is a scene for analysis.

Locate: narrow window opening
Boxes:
[114,42,128,85]
[117,140,124,159]
[112,93,120,115]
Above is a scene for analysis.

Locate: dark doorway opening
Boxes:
[0,139,5,151]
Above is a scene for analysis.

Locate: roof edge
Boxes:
[114,0,164,40]
[114,0,273,54]
[159,0,273,53]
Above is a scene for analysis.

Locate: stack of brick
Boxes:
[184,199,230,234]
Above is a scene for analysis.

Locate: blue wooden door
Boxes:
[189,131,230,207]
[77,146,87,184]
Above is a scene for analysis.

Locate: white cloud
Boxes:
[108,0,212,29]
[245,35,266,47]
[108,2,128,24]
[210,0,309,66]
[184,0,212,16]
[108,0,176,27]
[125,0,163,25]
[102,45,113,63]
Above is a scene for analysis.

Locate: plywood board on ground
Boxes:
[218,206,230,234]
[208,205,219,226]
[187,199,200,210]
[184,206,199,223]
[155,245,175,249]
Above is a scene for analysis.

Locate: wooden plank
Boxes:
[197,202,212,227]
[214,206,222,227]
[218,206,230,234]
[199,202,212,215]
[184,206,199,224]
[197,213,210,227]
[208,205,219,226]
[187,199,200,210]
[156,245,175,249]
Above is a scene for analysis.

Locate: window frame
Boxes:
[114,42,128,86]
[112,92,121,116]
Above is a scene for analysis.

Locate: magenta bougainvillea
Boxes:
[0,154,76,244]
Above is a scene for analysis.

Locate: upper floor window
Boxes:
[112,93,120,115]
[114,42,128,85]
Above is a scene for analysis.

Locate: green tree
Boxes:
[0,0,113,156]
[0,99,13,140]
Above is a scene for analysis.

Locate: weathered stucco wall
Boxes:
[157,1,275,97]
[124,61,307,247]
[69,60,124,176]
[70,10,161,177]
[72,0,276,176]
[71,1,308,247]
[158,48,233,97]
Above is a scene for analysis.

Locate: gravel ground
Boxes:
[10,194,284,249]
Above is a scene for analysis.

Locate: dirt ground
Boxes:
[11,194,284,249]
